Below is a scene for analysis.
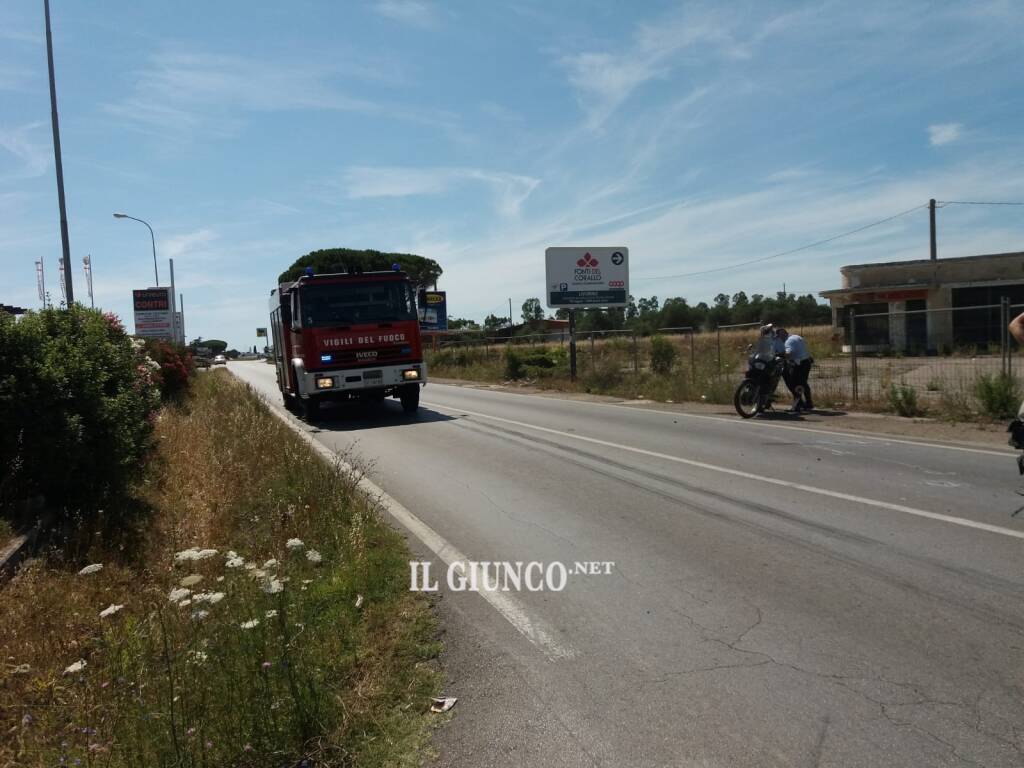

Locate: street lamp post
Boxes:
[113,213,159,286]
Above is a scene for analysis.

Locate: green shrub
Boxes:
[973,373,1021,419]
[0,306,160,517]
[505,348,525,379]
[649,335,677,374]
[888,383,922,417]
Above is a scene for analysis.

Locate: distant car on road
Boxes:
[212,354,227,366]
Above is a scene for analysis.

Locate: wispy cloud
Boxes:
[929,123,962,146]
[373,0,439,28]
[163,228,218,261]
[342,166,540,216]
[560,7,747,129]
[0,122,51,180]
[103,48,461,142]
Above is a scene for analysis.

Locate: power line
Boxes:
[634,204,927,281]
[936,200,1024,206]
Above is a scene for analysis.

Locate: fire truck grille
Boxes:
[327,345,413,368]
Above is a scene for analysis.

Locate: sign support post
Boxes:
[569,309,577,381]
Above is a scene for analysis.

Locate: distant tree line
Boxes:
[562,291,832,334]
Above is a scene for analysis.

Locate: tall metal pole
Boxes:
[44,0,73,304]
[83,254,94,307]
[929,198,937,261]
[36,260,46,308]
[169,258,179,344]
[179,293,185,345]
[113,213,159,285]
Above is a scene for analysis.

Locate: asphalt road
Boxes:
[230,362,1024,768]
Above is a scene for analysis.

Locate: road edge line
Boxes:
[239,373,577,662]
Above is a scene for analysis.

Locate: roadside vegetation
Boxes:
[1,307,440,767]
[428,325,838,407]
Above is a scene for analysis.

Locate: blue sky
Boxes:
[2,1,1023,348]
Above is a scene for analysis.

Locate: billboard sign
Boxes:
[133,287,174,340]
[545,247,629,308]
[256,327,268,338]
[418,290,448,331]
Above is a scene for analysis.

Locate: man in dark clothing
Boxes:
[776,328,814,412]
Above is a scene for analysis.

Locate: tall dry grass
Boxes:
[0,370,440,767]
[427,325,843,406]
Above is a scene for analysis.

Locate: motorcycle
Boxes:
[733,337,785,418]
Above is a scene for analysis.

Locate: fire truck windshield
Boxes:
[299,280,417,326]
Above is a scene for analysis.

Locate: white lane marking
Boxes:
[423,400,1024,542]
[429,383,1012,458]
[233,369,577,661]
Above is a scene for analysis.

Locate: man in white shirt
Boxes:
[776,328,813,412]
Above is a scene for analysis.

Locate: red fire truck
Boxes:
[268,266,426,419]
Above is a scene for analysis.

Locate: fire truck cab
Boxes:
[269,267,426,419]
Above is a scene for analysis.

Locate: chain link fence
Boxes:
[425,303,1022,415]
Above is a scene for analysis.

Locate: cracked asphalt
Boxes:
[231,363,1024,767]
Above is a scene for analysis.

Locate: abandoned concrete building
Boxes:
[820,250,1024,353]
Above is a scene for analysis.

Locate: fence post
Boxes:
[850,310,858,402]
[632,333,638,373]
[689,331,696,386]
[590,332,595,372]
[716,327,722,372]
[1001,297,1010,377]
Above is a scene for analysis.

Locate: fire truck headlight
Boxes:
[402,369,420,381]
[316,376,334,390]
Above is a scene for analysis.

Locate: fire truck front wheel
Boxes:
[302,396,321,420]
[398,384,420,413]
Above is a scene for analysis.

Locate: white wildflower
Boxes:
[78,564,103,576]
[168,587,190,603]
[187,650,207,665]
[225,556,245,568]
[263,559,278,569]
[191,609,209,621]
[180,574,203,587]
[173,547,200,563]
[216,576,225,582]
[174,547,217,564]
[64,659,87,675]
[265,610,278,619]
[99,604,124,618]
[285,538,304,551]
[178,599,192,608]
[13,664,30,674]
[355,594,364,609]
[240,619,260,630]
[262,578,284,595]
[306,549,322,564]
[301,579,313,585]
[250,568,267,580]
[192,592,225,605]
[244,562,257,571]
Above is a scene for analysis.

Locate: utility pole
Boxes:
[509,297,513,329]
[179,293,185,344]
[44,0,73,304]
[929,198,937,261]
